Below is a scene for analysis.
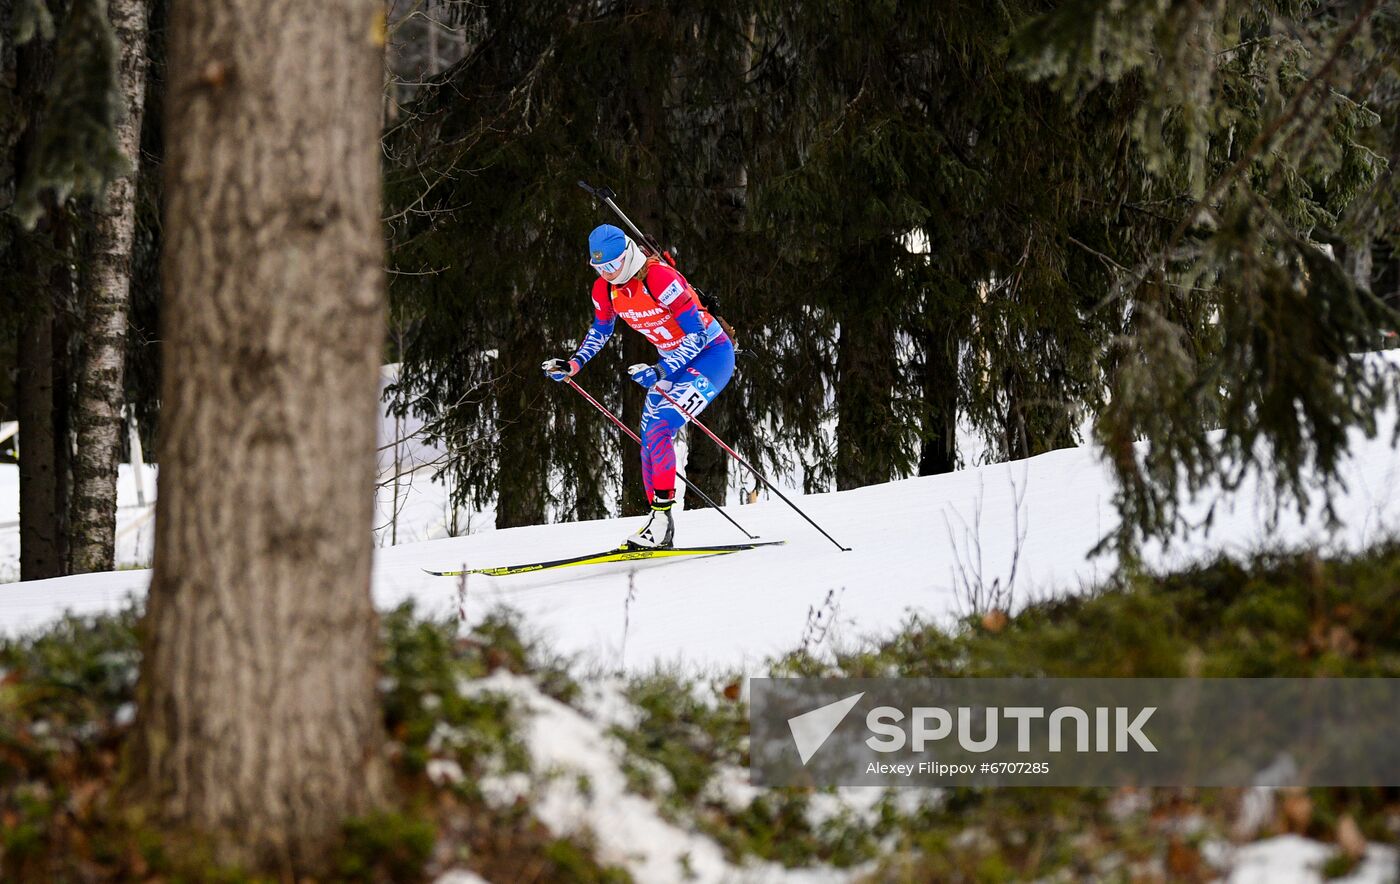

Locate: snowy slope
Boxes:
[4,396,1398,671]
[0,463,158,584]
[4,371,1399,884]
[0,366,479,586]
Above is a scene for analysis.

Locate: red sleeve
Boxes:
[590,277,617,323]
[645,264,699,315]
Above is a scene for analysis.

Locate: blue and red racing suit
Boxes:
[569,259,734,502]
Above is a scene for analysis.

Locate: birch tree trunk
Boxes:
[126,0,390,872]
[70,0,149,574]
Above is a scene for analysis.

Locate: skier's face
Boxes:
[592,252,626,283]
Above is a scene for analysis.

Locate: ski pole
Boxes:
[655,388,851,552]
[564,378,759,541]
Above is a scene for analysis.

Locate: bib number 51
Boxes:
[671,384,710,416]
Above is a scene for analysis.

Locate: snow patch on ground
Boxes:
[0,463,157,583]
[6,396,1400,671]
[1217,834,1398,884]
[463,671,862,883]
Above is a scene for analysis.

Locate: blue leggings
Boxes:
[640,338,735,501]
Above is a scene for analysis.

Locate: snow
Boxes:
[4,360,1400,882]
[0,463,158,583]
[1218,834,1398,884]
[346,369,1400,669]
[464,670,863,883]
[0,366,480,587]
[5,361,1400,671]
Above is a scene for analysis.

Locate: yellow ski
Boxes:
[424,541,785,577]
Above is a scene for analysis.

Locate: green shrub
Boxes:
[337,809,437,883]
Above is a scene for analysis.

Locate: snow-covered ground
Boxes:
[5,361,1400,884]
[4,377,1399,670]
[1218,835,1397,884]
[0,462,158,584]
[460,671,861,883]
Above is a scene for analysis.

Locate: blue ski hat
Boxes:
[588,224,629,267]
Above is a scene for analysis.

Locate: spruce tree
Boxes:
[385,0,764,526]
[1015,0,1400,552]
[382,0,1400,554]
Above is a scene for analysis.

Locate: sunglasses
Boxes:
[591,253,626,275]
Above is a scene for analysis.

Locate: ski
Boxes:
[423,540,786,577]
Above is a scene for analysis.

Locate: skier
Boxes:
[542,224,734,549]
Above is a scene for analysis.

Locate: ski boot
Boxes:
[626,490,675,549]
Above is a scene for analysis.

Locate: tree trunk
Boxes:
[834,308,898,490]
[126,0,390,873]
[17,301,63,581]
[1002,370,1030,461]
[681,13,750,509]
[834,244,901,491]
[682,405,728,507]
[495,296,549,528]
[15,211,76,581]
[70,0,150,574]
[494,386,548,527]
[11,34,63,580]
[1346,237,1373,291]
[51,281,74,569]
[918,323,957,476]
